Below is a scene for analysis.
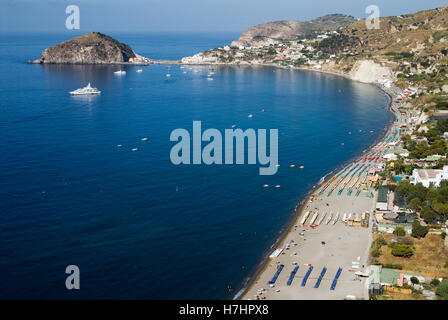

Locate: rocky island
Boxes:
[28,32,151,65]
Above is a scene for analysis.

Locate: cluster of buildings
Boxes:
[181,31,345,68]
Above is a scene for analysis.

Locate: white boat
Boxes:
[114,70,126,75]
[136,69,143,73]
[69,82,101,95]
[166,73,171,78]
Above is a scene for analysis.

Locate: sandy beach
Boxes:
[240,190,375,300]
[239,83,404,300]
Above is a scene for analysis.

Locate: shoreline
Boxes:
[229,65,399,300]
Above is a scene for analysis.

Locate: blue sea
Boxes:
[0,32,392,299]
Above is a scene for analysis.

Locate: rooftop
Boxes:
[378,187,388,203]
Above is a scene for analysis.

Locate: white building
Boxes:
[181,53,218,64]
[410,166,448,188]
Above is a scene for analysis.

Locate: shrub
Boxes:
[431,278,441,287]
[373,234,387,246]
[391,242,414,257]
[371,248,381,258]
[383,263,403,270]
[410,276,420,284]
[393,226,406,237]
[436,280,448,300]
[423,283,432,291]
[412,220,429,238]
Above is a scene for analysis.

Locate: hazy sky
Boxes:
[1,0,447,33]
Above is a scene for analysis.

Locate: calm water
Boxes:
[0,32,392,299]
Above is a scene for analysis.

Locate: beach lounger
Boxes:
[314,267,327,288]
[330,267,343,290]
[301,266,313,287]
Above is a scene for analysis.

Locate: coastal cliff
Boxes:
[231,14,356,47]
[29,32,149,65]
[349,60,394,84]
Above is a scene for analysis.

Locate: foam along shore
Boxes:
[238,83,404,300]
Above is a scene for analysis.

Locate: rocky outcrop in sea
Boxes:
[29,32,149,65]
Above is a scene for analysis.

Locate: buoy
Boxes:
[263,184,269,188]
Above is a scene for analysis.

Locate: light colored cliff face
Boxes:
[349,60,394,84]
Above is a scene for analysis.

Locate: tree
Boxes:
[410,141,430,159]
[436,280,448,300]
[437,119,448,133]
[391,242,414,257]
[393,226,406,237]
[412,220,429,238]
[410,276,420,284]
[408,197,422,212]
[421,205,437,224]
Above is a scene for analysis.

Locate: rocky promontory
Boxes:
[29,32,149,65]
[231,14,356,47]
